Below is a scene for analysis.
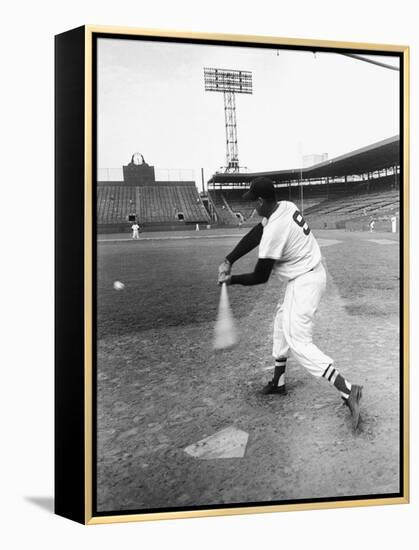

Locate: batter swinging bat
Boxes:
[213,283,238,350]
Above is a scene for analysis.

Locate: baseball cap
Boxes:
[242,177,276,201]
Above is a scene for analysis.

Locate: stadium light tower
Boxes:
[204,67,253,173]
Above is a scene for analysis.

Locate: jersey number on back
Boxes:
[292,210,311,236]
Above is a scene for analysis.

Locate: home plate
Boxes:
[368,239,398,245]
[317,239,341,247]
[184,426,249,459]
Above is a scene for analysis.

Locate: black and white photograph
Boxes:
[94,33,404,516]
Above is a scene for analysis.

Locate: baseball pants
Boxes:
[272,262,332,377]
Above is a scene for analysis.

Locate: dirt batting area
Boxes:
[96,229,401,513]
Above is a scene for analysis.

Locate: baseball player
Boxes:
[218,177,362,430]
[391,215,397,233]
[131,222,140,239]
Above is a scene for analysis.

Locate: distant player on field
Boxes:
[131,222,140,239]
[217,177,363,430]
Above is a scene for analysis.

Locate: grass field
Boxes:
[96,228,400,513]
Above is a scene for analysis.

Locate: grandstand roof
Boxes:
[208,135,400,185]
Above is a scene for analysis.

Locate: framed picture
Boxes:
[55,25,409,525]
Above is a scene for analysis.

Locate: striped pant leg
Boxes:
[272,299,290,360]
[282,264,333,378]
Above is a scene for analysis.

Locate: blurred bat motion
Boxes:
[213,283,238,350]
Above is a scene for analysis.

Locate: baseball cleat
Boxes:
[346,384,363,430]
[261,381,286,395]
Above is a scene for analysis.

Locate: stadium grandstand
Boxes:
[97,136,400,234]
[97,155,210,233]
[207,135,400,231]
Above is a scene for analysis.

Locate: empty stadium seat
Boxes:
[97,185,136,224]
[136,183,210,224]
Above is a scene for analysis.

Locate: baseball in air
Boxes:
[113,281,125,290]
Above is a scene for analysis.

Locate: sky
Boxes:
[97,37,400,185]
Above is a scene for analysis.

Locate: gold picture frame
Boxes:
[55,25,409,524]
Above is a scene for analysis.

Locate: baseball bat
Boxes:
[213,283,238,350]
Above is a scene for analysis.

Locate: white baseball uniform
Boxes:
[131,223,140,239]
[258,201,332,378]
[391,216,397,233]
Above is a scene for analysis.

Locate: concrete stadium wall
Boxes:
[97,221,212,234]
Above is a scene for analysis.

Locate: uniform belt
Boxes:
[307,261,322,274]
[289,262,321,281]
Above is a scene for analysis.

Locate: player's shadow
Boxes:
[25,496,54,513]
